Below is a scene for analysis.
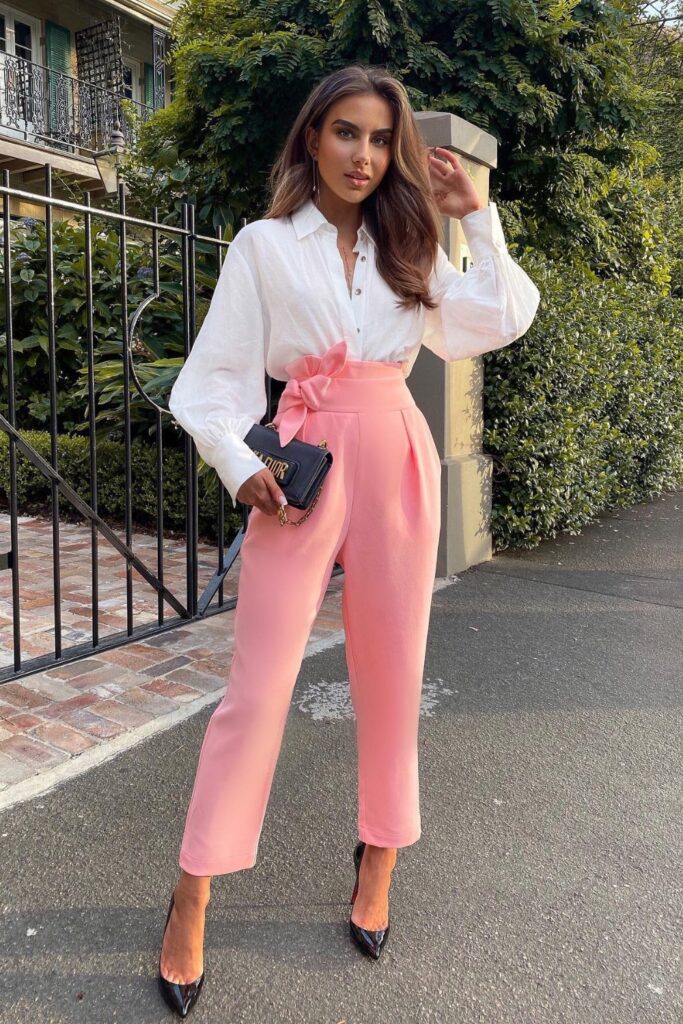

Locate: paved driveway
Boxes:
[0,491,681,1023]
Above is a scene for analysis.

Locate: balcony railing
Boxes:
[0,54,154,157]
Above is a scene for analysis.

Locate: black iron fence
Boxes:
[0,54,153,155]
[0,166,326,684]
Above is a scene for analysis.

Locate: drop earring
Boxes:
[312,156,319,197]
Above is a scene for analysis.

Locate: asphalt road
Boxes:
[0,490,681,1024]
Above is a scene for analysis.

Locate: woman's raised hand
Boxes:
[424,146,483,221]
[236,468,288,516]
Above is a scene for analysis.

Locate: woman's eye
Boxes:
[336,129,388,146]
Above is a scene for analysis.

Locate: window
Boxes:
[122,57,141,104]
[0,7,41,136]
[13,17,30,61]
[0,6,39,62]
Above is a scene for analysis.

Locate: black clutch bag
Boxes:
[243,422,333,526]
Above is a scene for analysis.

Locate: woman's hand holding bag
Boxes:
[236,468,288,517]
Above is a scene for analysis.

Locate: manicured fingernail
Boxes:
[278,495,288,506]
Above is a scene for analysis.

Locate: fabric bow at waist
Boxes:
[272,339,349,446]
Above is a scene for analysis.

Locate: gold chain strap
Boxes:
[277,477,325,527]
[263,423,328,527]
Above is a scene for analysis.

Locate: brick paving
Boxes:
[0,512,243,669]
[0,512,347,794]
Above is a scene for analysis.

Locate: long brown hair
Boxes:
[264,65,443,312]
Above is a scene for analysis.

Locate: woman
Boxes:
[159,63,540,1017]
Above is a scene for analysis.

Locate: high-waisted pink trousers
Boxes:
[178,340,442,876]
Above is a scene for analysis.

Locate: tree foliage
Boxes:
[623,0,683,177]
[122,0,681,292]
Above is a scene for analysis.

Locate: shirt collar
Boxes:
[291,197,376,248]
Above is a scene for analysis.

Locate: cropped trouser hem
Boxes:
[357,824,422,848]
[179,849,258,876]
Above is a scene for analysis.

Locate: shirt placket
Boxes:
[321,225,369,356]
[350,233,369,351]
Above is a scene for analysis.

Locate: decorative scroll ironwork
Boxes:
[0,55,153,154]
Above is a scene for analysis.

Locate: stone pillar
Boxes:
[410,111,498,576]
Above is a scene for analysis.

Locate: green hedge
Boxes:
[3,252,682,553]
[483,254,683,550]
[0,430,244,543]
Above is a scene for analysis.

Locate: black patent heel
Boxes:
[349,840,391,960]
[158,892,206,1018]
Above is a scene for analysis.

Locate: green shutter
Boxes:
[144,62,154,108]
[45,22,71,75]
[45,22,71,140]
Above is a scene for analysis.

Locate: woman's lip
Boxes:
[345,173,370,181]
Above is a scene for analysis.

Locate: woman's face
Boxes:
[306,92,394,207]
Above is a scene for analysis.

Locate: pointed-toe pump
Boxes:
[349,840,391,960]
[158,892,205,1018]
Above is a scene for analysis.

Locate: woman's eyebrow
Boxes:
[331,118,394,134]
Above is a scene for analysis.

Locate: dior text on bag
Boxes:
[243,423,333,527]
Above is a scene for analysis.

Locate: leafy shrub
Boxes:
[2,214,681,553]
[0,216,218,441]
[484,252,683,550]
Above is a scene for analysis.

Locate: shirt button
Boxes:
[360,255,366,262]
[357,327,360,333]
[355,287,361,295]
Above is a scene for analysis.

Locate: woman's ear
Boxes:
[304,125,318,160]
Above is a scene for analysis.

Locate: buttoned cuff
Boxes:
[208,432,267,507]
[459,202,508,263]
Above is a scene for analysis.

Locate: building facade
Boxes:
[0,0,177,208]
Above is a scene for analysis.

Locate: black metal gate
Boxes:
[0,166,324,684]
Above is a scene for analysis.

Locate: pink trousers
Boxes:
[178,341,442,876]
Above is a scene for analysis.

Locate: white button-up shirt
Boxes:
[168,197,541,504]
